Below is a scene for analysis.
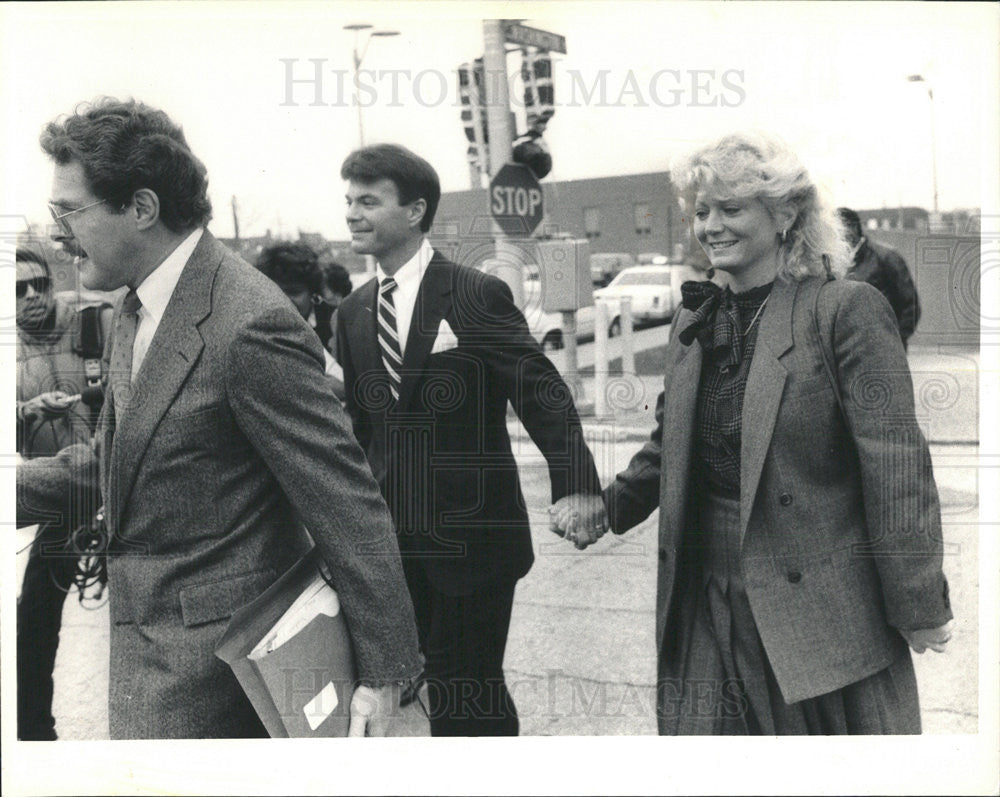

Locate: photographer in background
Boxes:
[16,245,109,740]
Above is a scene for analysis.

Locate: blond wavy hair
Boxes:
[672,131,851,280]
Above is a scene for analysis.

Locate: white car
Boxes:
[593,265,677,324]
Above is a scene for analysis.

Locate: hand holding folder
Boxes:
[216,548,357,737]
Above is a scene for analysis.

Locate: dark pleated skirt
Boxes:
[660,491,921,735]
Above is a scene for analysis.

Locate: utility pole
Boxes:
[231,195,240,242]
[482,19,522,308]
[907,74,940,221]
[345,23,399,148]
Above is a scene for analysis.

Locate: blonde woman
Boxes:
[552,132,953,735]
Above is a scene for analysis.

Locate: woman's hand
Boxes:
[900,619,954,653]
[549,494,608,549]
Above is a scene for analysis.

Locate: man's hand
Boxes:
[549,494,608,550]
[348,683,398,737]
[19,391,78,422]
[900,619,954,653]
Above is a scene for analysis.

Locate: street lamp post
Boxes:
[344,23,399,147]
[907,74,939,218]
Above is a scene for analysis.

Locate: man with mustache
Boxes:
[17,98,421,738]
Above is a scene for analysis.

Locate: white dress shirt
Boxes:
[375,237,434,356]
[132,228,204,378]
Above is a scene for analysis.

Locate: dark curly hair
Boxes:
[40,97,212,233]
[341,144,440,233]
[323,262,353,299]
[256,242,323,294]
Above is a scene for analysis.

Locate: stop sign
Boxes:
[490,163,544,236]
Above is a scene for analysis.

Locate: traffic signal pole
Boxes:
[482,19,524,309]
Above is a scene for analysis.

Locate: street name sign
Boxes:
[502,21,567,54]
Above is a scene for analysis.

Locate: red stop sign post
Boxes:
[490,163,544,236]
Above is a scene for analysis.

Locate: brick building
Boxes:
[434,171,684,261]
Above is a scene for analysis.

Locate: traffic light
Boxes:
[458,59,489,178]
[521,47,554,135]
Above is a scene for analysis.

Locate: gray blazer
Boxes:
[605,274,951,711]
[17,232,421,738]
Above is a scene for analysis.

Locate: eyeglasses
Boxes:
[47,198,107,236]
[16,276,51,298]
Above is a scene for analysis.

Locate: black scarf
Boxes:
[677,280,772,371]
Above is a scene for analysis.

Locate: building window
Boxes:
[634,203,652,235]
[584,207,601,239]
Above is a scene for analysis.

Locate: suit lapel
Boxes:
[107,232,216,531]
[351,277,381,379]
[396,254,453,413]
[739,276,796,542]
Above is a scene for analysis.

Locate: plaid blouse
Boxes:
[692,281,774,498]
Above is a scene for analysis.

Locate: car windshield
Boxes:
[611,271,670,286]
[592,255,629,266]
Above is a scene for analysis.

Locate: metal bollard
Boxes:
[594,300,609,416]
[620,296,635,375]
[560,310,583,405]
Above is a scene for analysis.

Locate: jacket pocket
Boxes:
[783,374,832,400]
[178,568,277,627]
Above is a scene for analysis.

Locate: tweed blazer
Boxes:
[604,274,952,705]
[335,252,600,595]
[17,232,421,738]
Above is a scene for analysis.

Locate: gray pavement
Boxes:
[23,344,979,738]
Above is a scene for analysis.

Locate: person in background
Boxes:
[15,245,107,740]
[837,207,920,348]
[256,243,347,399]
[321,260,354,311]
[552,132,952,735]
[255,242,336,351]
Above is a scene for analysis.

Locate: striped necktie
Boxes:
[110,289,142,409]
[378,277,403,401]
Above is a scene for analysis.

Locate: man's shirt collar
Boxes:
[376,237,434,292]
[135,228,204,323]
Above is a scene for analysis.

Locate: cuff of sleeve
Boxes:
[889,577,953,631]
[358,657,424,689]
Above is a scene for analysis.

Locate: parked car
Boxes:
[593,265,677,325]
[636,252,669,266]
[589,252,635,287]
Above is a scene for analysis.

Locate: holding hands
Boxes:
[549,493,609,550]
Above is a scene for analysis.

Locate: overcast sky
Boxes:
[2,0,997,242]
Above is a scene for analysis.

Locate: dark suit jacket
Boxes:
[17,232,421,738]
[604,275,951,717]
[335,252,600,595]
[847,239,920,343]
[311,298,336,351]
